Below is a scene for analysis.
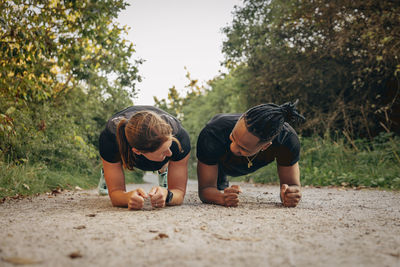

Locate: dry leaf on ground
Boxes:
[69,251,82,259]
[154,233,169,239]
[2,257,42,265]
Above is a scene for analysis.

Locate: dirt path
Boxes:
[1,173,399,267]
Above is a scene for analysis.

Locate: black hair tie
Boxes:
[280,99,305,124]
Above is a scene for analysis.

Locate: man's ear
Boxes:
[261,142,272,151]
[132,147,141,155]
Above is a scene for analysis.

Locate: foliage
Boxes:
[153,1,400,190]
[0,0,140,103]
[240,133,400,189]
[0,0,143,195]
[155,70,400,189]
[155,70,247,178]
[222,0,400,137]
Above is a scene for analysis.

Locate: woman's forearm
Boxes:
[109,190,131,207]
[167,188,185,206]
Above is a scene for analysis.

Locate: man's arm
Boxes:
[277,162,300,186]
[197,161,240,207]
[277,162,301,207]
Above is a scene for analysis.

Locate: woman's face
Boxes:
[140,138,173,162]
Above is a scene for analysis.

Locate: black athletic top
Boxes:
[196,113,300,177]
[99,106,191,171]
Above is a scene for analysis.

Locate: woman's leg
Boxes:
[158,163,169,188]
[98,168,108,195]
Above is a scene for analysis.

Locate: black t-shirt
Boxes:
[99,106,191,171]
[196,113,300,177]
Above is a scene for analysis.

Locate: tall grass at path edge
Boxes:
[238,133,400,190]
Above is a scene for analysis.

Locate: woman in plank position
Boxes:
[98,106,190,210]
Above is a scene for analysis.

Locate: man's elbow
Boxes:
[198,189,209,204]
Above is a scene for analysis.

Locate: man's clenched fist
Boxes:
[223,185,242,207]
[280,184,301,207]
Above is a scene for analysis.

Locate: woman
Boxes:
[98,106,191,210]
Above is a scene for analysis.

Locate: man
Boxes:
[196,100,305,207]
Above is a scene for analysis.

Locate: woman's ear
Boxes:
[131,147,141,155]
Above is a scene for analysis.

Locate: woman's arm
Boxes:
[165,153,190,205]
[102,157,146,208]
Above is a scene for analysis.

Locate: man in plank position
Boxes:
[196,101,305,207]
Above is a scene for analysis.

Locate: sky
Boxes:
[117,0,243,105]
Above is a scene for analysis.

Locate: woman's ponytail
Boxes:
[116,119,134,170]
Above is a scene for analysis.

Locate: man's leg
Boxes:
[217,165,229,190]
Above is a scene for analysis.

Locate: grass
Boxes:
[0,161,144,199]
[0,162,98,199]
[237,133,400,190]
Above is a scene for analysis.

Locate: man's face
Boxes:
[229,118,270,157]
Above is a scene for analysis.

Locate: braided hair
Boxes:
[243,100,305,142]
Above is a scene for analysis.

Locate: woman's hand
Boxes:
[148,186,168,208]
[127,188,148,210]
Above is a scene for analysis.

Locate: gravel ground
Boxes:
[0,173,399,267]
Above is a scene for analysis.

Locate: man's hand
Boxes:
[223,185,242,207]
[280,184,301,207]
[148,186,168,208]
[128,188,148,210]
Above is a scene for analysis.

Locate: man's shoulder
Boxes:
[197,114,237,162]
[273,122,300,146]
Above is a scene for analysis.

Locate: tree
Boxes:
[0,0,140,101]
[0,0,141,169]
[222,0,400,136]
[155,70,245,177]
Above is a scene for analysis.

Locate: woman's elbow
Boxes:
[169,191,185,206]
[110,197,120,207]
[108,192,127,208]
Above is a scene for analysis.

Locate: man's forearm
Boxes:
[199,187,225,206]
